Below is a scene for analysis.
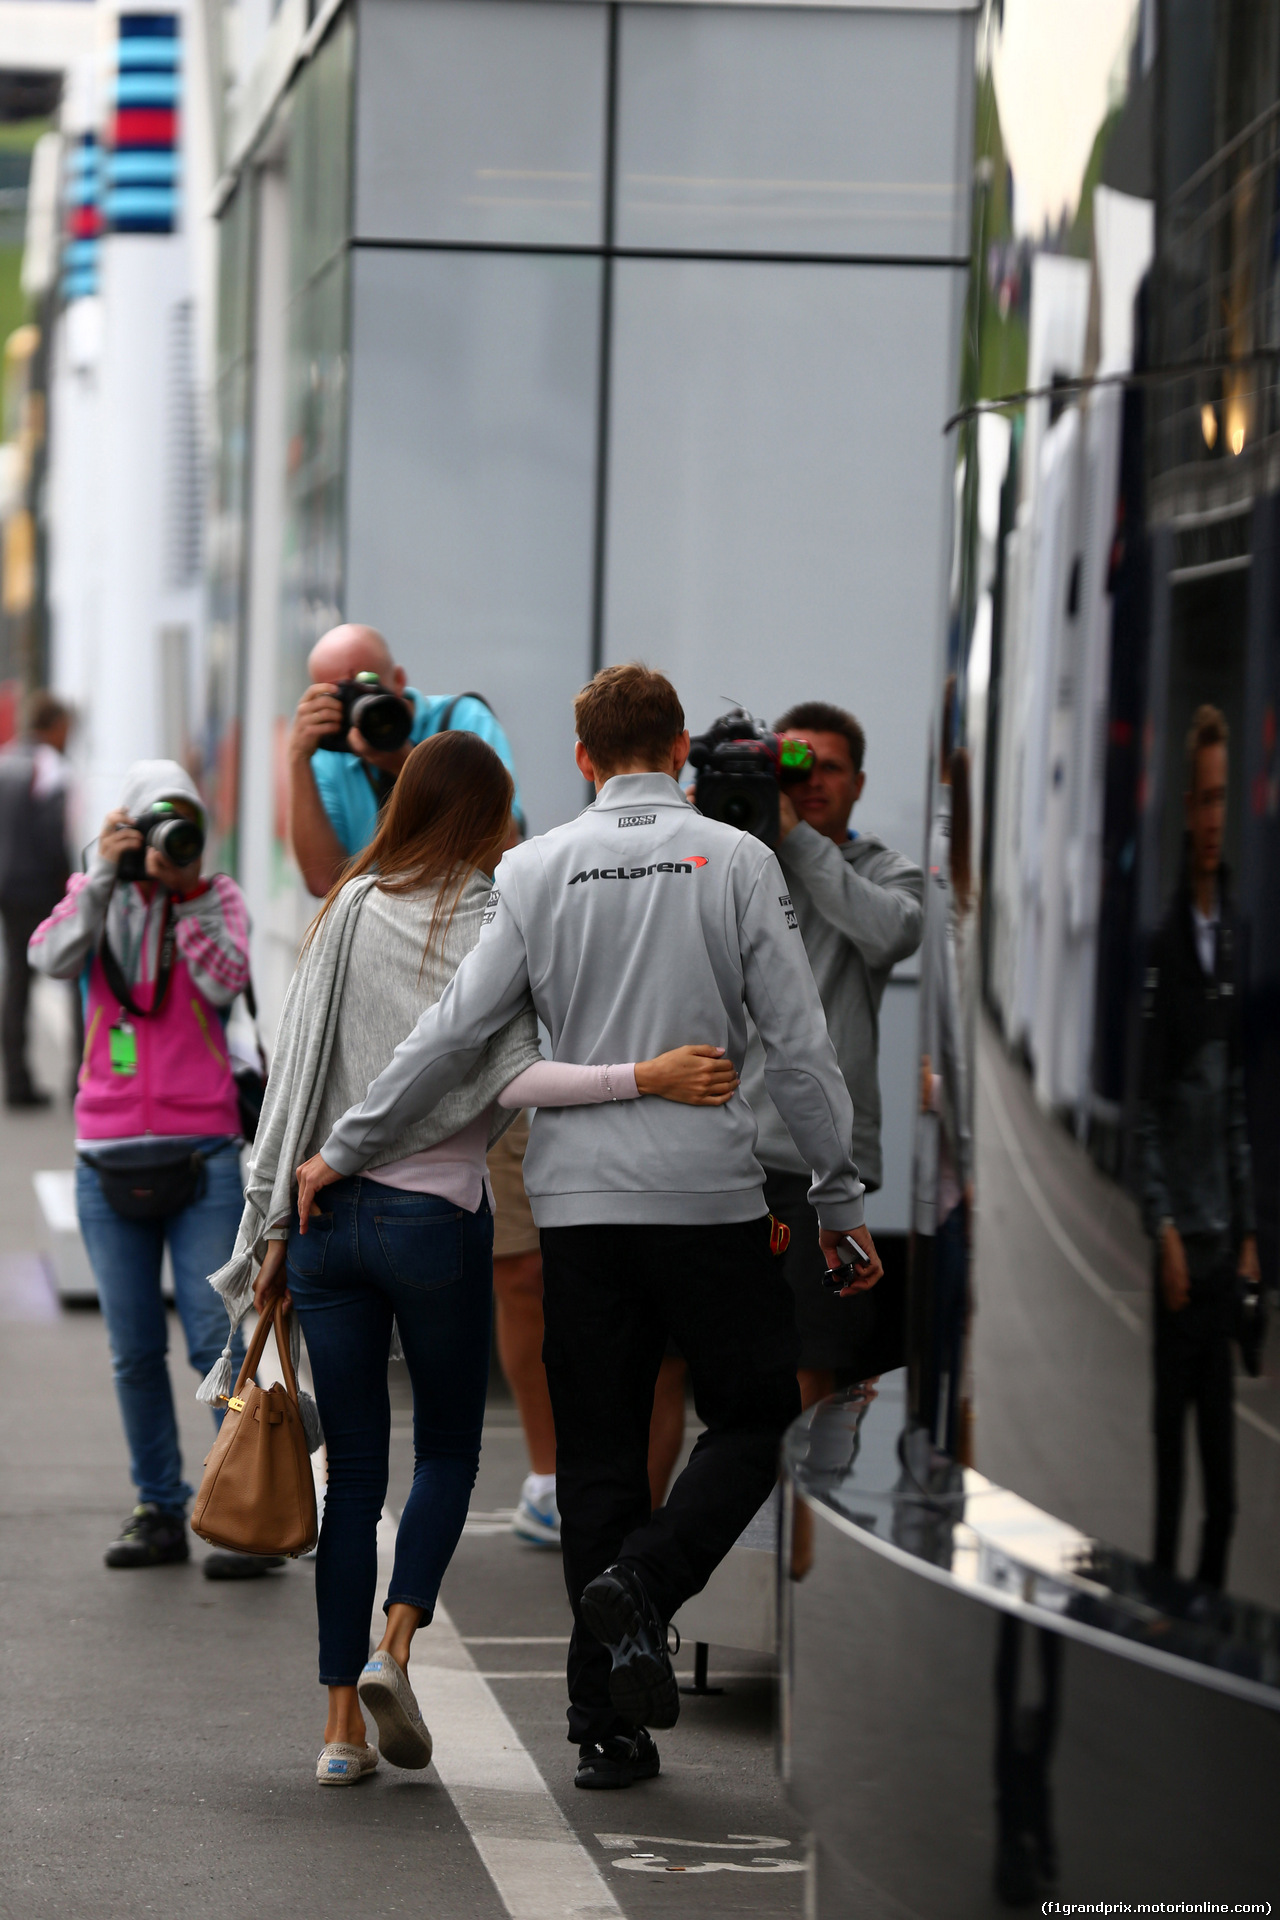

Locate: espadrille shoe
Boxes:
[358,1651,433,1769]
[315,1741,378,1786]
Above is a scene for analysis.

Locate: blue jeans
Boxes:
[76,1140,245,1512]
[285,1177,494,1686]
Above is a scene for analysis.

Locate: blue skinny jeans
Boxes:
[285,1177,494,1686]
[76,1140,245,1512]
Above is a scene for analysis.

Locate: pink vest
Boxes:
[76,948,242,1139]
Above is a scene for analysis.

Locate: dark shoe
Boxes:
[104,1504,189,1569]
[574,1727,660,1790]
[580,1565,680,1731]
[6,1087,51,1110]
[202,1552,287,1581]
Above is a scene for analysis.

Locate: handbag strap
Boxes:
[230,1297,302,1407]
[240,968,268,1076]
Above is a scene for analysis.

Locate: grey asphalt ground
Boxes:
[0,982,806,1920]
[4,984,1277,1917]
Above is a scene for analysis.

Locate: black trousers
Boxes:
[540,1216,800,1744]
[763,1169,874,1374]
[2,904,46,1098]
[1152,1261,1236,1590]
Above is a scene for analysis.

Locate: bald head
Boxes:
[308,624,405,692]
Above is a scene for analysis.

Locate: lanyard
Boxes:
[98,888,177,1019]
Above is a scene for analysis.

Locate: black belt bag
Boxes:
[79,1140,233,1222]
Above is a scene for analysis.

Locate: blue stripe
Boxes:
[64,239,100,269]
[113,73,180,105]
[117,39,180,68]
[108,151,178,185]
[119,13,178,36]
[63,273,99,300]
[106,186,178,223]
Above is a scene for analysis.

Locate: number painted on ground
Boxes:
[595,1834,806,1875]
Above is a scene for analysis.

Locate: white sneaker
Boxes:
[358,1650,433,1770]
[316,1741,378,1786]
[512,1476,561,1548]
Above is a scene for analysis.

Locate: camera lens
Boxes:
[350,690,412,753]
[149,815,204,868]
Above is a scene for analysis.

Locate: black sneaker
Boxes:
[574,1727,661,1790]
[579,1565,680,1731]
[104,1504,190,1569]
[6,1087,51,1110]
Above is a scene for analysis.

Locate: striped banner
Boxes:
[62,133,103,299]
[107,14,180,234]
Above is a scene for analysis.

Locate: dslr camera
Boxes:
[118,802,206,882]
[318,672,413,755]
[688,707,814,847]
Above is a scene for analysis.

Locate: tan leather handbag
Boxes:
[191,1299,319,1558]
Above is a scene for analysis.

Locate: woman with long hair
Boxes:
[207,731,736,1786]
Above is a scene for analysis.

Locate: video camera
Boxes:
[118,802,206,882]
[318,672,413,756]
[687,707,815,847]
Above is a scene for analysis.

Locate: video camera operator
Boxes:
[737,701,923,1407]
[289,623,524,899]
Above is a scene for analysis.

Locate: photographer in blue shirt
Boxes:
[288,622,523,897]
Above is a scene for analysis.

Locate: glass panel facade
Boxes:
[615,6,970,259]
[353,0,607,248]
[280,12,354,716]
[603,256,961,866]
[203,180,255,874]
[344,248,600,831]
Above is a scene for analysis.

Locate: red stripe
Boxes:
[69,207,103,239]
[112,108,176,147]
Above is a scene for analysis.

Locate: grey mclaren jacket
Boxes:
[739,821,923,1189]
[321,773,865,1231]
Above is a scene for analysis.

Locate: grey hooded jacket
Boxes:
[321,772,865,1231]
[739,821,923,1189]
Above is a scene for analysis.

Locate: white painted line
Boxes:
[980,1059,1279,1448]
[464,1637,570,1646]
[1236,1401,1280,1446]
[980,1058,1142,1335]
[375,1513,622,1920]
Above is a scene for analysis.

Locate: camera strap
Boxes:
[98,886,177,1020]
[435,691,494,733]
[358,760,397,814]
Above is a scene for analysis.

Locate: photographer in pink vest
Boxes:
[30,760,272,1581]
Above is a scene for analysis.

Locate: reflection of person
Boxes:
[919,746,976,1455]
[287,622,523,899]
[243,731,738,1786]
[737,700,922,1411]
[294,664,878,1791]
[28,762,264,1579]
[1137,706,1257,1592]
[0,691,73,1106]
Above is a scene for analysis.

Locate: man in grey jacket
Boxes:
[296,664,880,1790]
[739,700,923,1405]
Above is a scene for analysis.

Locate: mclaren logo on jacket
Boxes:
[568,857,709,885]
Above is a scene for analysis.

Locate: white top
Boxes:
[1192,902,1219,978]
[365,1059,640,1212]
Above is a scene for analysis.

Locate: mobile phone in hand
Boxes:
[820,1233,872,1292]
